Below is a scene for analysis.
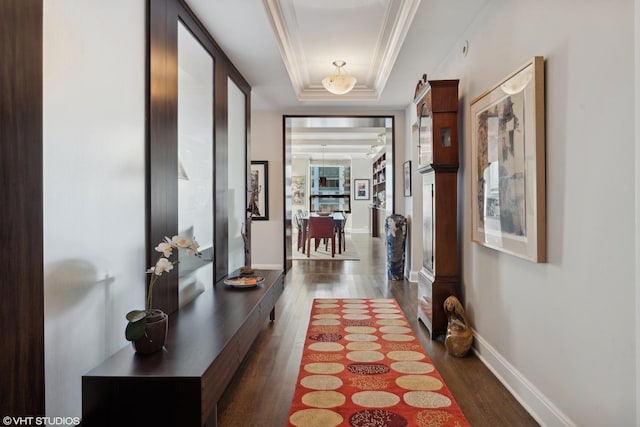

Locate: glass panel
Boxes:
[418,104,433,165]
[441,127,451,147]
[177,21,214,307]
[423,175,434,273]
[227,78,247,273]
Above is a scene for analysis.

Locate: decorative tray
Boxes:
[223,275,264,288]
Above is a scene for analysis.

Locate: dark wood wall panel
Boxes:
[0,0,45,416]
[215,61,230,281]
[243,77,252,268]
[148,0,179,314]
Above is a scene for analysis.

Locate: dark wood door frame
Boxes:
[0,0,45,417]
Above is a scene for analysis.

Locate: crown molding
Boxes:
[263,0,420,101]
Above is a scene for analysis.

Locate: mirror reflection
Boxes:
[418,103,433,166]
[177,21,214,307]
[227,78,247,273]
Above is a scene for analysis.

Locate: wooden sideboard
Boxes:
[82,269,284,427]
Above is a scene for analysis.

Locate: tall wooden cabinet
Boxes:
[414,77,460,338]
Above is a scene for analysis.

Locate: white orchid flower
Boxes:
[171,235,191,249]
[155,242,173,257]
[153,257,174,275]
[143,235,204,314]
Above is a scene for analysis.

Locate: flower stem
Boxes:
[146,274,157,313]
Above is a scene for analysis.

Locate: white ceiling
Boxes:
[263,0,421,102]
[184,0,490,156]
[287,116,391,160]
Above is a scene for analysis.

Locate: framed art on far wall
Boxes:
[470,56,546,262]
[292,176,305,205]
[250,161,268,220]
[354,179,370,200]
[403,161,411,197]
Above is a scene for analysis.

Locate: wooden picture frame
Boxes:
[403,160,411,197]
[354,179,370,200]
[250,161,269,220]
[470,56,546,262]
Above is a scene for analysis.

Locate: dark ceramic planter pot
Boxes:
[132,309,168,354]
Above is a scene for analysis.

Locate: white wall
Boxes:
[250,110,284,269]
[403,103,422,282]
[430,1,636,425]
[43,0,145,419]
[350,158,373,233]
[635,0,640,424]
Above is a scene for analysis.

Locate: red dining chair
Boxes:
[307,216,335,258]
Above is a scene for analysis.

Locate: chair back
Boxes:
[307,216,335,238]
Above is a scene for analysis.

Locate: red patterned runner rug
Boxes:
[287,298,470,427]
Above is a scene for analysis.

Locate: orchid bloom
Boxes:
[171,235,191,249]
[142,235,203,313]
[153,257,174,275]
[155,241,173,257]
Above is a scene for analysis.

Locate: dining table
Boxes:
[298,212,346,254]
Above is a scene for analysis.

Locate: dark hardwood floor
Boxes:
[217,234,539,426]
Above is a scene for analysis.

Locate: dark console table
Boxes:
[82,269,284,427]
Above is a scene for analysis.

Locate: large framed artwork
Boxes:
[354,179,370,200]
[470,56,546,262]
[250,161,269,220]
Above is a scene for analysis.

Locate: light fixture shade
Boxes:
[322,60,357,95]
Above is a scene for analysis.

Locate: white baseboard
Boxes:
[407,269,419,283]
[349,228,371,234]
[472,332,576,427]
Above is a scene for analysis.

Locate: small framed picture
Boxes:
[353,179,370,200]
[250,161,269,220]
[403,161,411,197]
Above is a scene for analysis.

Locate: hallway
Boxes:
[217,234,539,426]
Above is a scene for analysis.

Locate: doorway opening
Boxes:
[283,115,395,271]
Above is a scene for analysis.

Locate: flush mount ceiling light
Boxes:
[322,60,357,95]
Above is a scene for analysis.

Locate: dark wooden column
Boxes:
[0,0,45,417]
[147,0,179,314]
[214,61,229,282]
